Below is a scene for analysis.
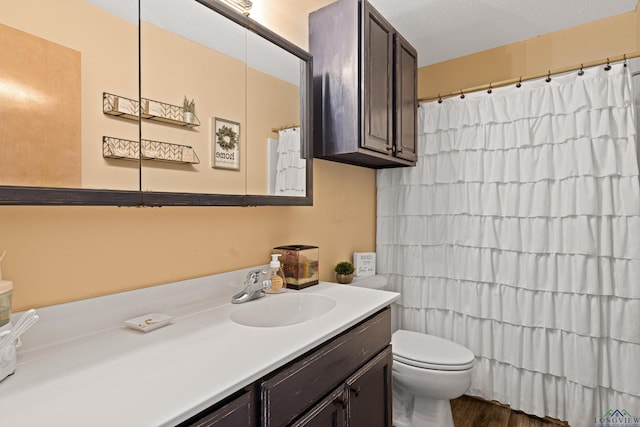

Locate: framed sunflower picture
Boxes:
[212,117,240,170]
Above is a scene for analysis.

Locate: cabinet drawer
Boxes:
[178,388,255,427]
[260,307,391,426]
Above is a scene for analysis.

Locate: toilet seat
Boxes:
[392,330,475,371]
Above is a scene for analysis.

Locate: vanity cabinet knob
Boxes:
[350,386,361,397]
[336,395,348,409]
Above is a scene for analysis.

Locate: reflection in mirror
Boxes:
[0,0,139,192]
[140,0,307,198]
[246,31,307,197]
[0,0,311,205]
[140,0,247,195]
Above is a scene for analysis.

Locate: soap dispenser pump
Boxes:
[266,254,286,293]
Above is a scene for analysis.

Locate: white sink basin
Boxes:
[230,293,336,327]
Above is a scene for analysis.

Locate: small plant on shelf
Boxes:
[334,261,355,284]
[183,96,196,113]
[183,96,196,123]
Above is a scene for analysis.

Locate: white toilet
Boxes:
[392,330,474,427]
[348,276,475,427]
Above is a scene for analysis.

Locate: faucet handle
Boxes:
[245,268,262,282]
[245,268,269,286]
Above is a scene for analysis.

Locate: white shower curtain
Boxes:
[274,127,306,196]
[377,62,640,427]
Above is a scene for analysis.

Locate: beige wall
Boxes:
[7,2,636,311]
[1,0,376,311]
[418,10,640,100]
[0,157,375,310]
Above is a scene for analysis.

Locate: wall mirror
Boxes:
[0,0,312,206]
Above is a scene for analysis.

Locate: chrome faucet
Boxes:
[231,268,271,304]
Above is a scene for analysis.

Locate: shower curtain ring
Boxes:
[578,64,584,76]
[460,90,465,99]
[516,77,522,88]
[487,83,493,94]
[437,94,443,104]
[624,54,628,67]
[604,58,611,71]
[545,71,552,83]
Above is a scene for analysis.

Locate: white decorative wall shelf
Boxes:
[103,136,200,164]
[103,136,140,160]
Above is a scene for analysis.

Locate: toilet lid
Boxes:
[392,330,475,371]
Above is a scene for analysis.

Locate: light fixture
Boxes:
[219,0,252,16]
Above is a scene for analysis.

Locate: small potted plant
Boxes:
[334,261,355,284]
[183,96,196,124]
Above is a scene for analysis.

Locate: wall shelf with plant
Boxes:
[103,92,201,128]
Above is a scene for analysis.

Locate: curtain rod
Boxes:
[418,51,640,104]
[271,124,299,133]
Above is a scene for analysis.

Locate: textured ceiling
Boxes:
[367,0,638,67]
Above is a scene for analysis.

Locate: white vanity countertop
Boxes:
[0,269,398,427]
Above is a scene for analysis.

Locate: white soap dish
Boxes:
[124,313,173,332]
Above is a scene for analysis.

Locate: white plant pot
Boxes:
[183,111,194,124]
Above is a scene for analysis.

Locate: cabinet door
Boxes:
[394,33,418,163]
[179,389,255,427]
[291,387,347,427]
[261,308,391,426]
[346,346,393,427]
[363,1,394,155]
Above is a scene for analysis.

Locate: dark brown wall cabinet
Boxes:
[310,0,418,168]
[180,308,392,427]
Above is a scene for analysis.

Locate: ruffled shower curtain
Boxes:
[377,63,640,426]
[274,127,306,196]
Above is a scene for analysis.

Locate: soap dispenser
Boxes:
[266,254,287,294]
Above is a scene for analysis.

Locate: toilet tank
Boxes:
[347,275,399,332]
[349,275,390,291]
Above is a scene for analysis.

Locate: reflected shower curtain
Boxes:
[377,63,640,426]
[274,128,306,196]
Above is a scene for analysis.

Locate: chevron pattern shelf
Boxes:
[103,137,199,164]
[103,93,200,128]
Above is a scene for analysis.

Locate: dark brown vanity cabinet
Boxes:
[178,388,256,427]
[310,0,417,168]
[261,308,392,426]
[180,308,392,427]
[291,347,392,427]
[345,347,393,426]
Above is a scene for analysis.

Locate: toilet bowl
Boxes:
[347,276,475,427]
[392,330,474,427]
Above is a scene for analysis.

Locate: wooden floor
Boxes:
[451,395,570,427]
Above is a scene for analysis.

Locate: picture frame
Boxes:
[212,117,240,170]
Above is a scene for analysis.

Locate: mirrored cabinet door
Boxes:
[245,31,307,198]
[140,0,248,196]
[0,0,312,206]
[0,0,140,197]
